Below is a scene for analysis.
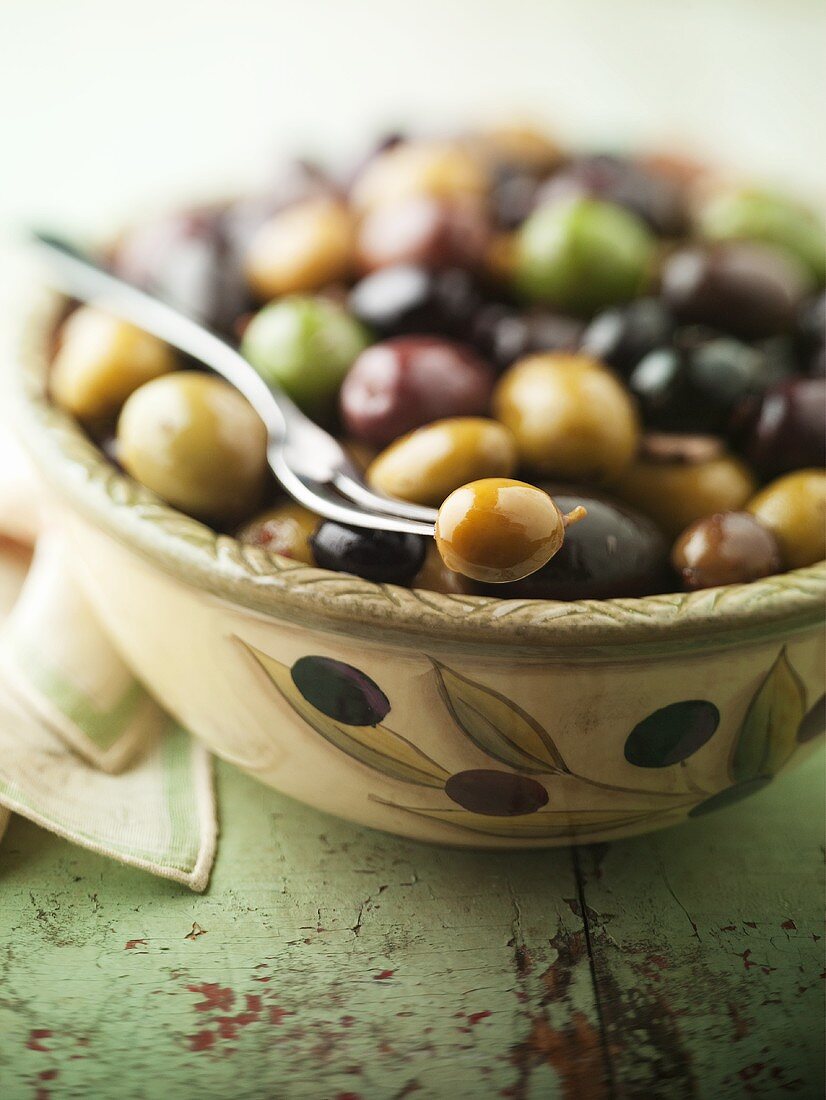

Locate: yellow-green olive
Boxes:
[236,501,318,564]
[117,372,268,525]
[367,417,517,507]
[51,306,176,423]
[411,543,475,594]
[434,477,587,583]
[351,141,489,213]
[492,353,640,483]
[613,436,757,538]
[244,198,355,299]
[747,469,826,569]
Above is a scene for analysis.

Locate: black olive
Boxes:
[310,522,427,585]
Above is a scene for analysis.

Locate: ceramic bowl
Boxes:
[9,291,826,847]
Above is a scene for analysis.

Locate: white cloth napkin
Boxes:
[0,433,217,891]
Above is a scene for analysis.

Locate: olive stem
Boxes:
[561,505,588,528]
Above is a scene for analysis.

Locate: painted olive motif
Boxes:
[624,700,720,768]
[290,656,390,727]
[444,770,549,816]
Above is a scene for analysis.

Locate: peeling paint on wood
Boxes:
[0,752,823,1098]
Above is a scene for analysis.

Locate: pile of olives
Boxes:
[49,123,826,599]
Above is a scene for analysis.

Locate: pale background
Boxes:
[0,0,823,242]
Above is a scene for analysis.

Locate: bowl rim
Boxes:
[10,288,826,653]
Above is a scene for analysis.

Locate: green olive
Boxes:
[434,477,586,583]
[236,501,318,564]
[492,353,640,483]
[747,469,826,569]
[613,436,757,538]
[351,141,489,212]
[367,417,517,507]
[51,306,176,423]
[241,295,369,415]
[117,372,268,524]
[699,188,826,284]
[515,197,655,312]
[244,198,355,299]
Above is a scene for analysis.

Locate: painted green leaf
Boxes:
[689,777,772,818]
[238,639,450,788]
[431,661,567,774]
[730,648,806,783]
[797,694,825,744]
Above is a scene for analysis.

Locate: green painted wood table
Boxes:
[0,750,823,1100]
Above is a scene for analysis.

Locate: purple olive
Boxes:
[291,655,390,726]
[339,335,495,447]
[113,207,252,336]
[730,376,826,478]
[444,770,549,815]
[661,242,810,339]
[356,196,491,273]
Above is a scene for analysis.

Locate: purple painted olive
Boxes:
[113,206,251,336]
[660,242,810,338]
[581,298,675,376]
[479,491,670,600]
[339,336,495,447]
[535,154,690,237]
[347,263,484,338]
[671,512,782,590]
[310,521,426,585]
[355,196,490,272]
[444,769,549,815]
[290,655,390,726]
[730,376,826,479]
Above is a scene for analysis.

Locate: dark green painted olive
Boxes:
[624,700,719,768]
[290,656,390,726]
[688,777,772,818]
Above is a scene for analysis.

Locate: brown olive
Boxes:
[613,434,758,538]
[355,196,490,272]
[434,477,586,583]
[351,141,489,212]
[117,372,268,525]
[492,353,640,482]
[747,470,826,569]
[51,307,176,423]
[244,198,354,299]
[236,501,318,564]
[672,512,782,590]
[465,122,562,173]
[368,417,517,507]
[412,544,475,594]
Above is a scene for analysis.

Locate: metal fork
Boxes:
[31,231,437,537]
